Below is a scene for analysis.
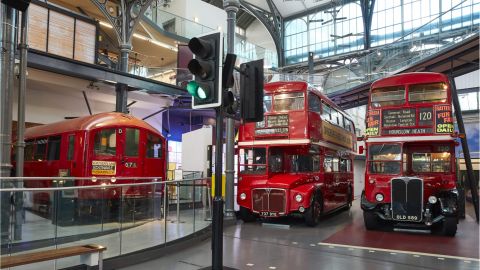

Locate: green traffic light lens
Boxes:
[186,81,208,100]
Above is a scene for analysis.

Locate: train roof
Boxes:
[25,112,162,139]
[264,81,352,121]
[371,72,449,89]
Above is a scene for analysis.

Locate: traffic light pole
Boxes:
[223,0,240,218]
[212,107,224,270]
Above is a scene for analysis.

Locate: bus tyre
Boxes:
[239,207,256,223]
[305,192,322,227]
[363,211,379,230]
[437,216,458,237]
[346,186,353,210]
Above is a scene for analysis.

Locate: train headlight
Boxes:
[295,194,303,203]
[110,177,116,183]
[428,196,437,204]
[240,193,247,200]
[91,176,97,183]
[375,193,384,202]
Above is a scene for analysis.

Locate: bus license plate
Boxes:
[394,215,420,221]
[260,212,278,217]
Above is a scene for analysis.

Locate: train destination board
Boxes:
[382,108,416,127]
[365,110,380,136]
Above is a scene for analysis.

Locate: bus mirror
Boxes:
[359,145,364,155]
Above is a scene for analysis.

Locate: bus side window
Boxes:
[47,136,61,160]
[146,133,162,158]
[67,135,75,160]
[24,140,34,161]
[324,156,333,172]
[333,157,339,172]
[34,138,47,161]
[308,94,321,113]
[321,102,332,120]
[347,159,352,172]
[94,128,117,156]
[125,128,139,157]
[339,159,348,172]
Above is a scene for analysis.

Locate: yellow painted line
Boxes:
[317,242,480,262]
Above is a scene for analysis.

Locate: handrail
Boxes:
[2,176,164,181]
[0,177,210,192]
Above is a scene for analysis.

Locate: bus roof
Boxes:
[25,112,162,139]
[371,72,449,89]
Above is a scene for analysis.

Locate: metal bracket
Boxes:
[240,0,284,66]
[90,0,155,46]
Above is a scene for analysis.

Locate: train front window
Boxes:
[146,133,162,158]
[34,138,47,161]
[94,128,116,156]
[369,144,401,174]
[24,140,34,161]
[273,92,304,112]
[125,128,139,157]
[239,148,266,174]
[371,86,405,107]
[409,83,448,104]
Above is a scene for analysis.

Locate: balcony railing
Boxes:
[0,176,211,269]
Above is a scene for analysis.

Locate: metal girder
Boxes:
[90,0,154,46]
[240,0,284,66]
[360,0,375,49]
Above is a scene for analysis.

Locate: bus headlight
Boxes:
[240,193,247,200]
[295,194,303,202]
[428,196,437,204]
[375,193,384,202]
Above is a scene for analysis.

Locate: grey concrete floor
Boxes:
[120,200,479,270]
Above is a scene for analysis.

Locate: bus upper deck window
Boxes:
[273,92,304,112]
[94,128,116,156]
[264,95,272,113]
[371,86,405,107]
[409,83,447,104]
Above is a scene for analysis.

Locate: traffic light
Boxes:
[222,53,237,118]
[186,32,222,109]
[240,59,264,122]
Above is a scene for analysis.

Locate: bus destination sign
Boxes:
[267,114,289,127]
[365,110,380,136]
[435,105,454,133]
[382,109,416,127]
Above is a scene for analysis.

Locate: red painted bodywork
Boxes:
[20,112,166,207]
[237,81,356,217]
[364,72,457,205]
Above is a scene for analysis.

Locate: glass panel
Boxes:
[47,136,61,161]
[409,82,448,103]
[308,93,321,112]
[287,155,319,173]
[371,86,406,107]
[94,128,117,156]
[146,133,162,158]
[369,161,401,174]
[269,148,283,173]
[239,148,266,174]
[322,102,332,120]
[67,135,75,160]
[125,128,139,157]
[273,92,305,111]
[24,140,35,161]
[324,156,333,172]
[34,138,47,161]
[369,144,402,160]
[412,152,451,173]
[264,95,272,113]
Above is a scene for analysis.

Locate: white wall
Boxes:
[245,20,276,53]
[353,158,366,197]
[454,70,479,89]
[160,0,227,32]
[181,126,213,175]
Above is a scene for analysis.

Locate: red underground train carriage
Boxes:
[237,81,356,226]
[16,112,167,223]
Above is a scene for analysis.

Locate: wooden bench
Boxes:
[0,244,106,269]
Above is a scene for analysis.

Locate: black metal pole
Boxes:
[212,106,224,269]
[450,76,479,222]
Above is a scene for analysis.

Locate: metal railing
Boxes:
[0,176,211,269]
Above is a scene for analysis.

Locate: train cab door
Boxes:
[118,127,143,178]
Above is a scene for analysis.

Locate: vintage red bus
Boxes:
[361,72,459,236]
[18,112,166,222]
[237,81,356,226]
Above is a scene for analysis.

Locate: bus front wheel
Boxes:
[305,192,322,227]
[363,211,379,230]
[435,216,458,237]
[239,207,256,223]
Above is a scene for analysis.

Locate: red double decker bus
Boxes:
[19,112,166,222]
[361,72,459,236]
[237,81,356,226]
